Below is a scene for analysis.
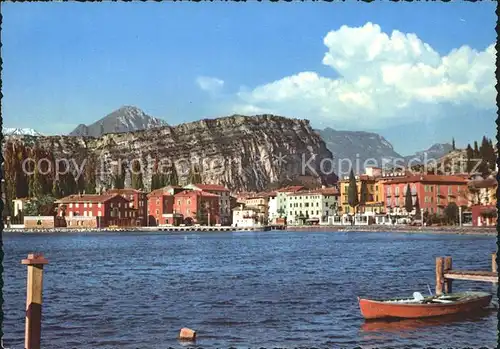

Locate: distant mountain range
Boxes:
[2,128,43,137]
[69,105,168,137]
[5,107,454,173]
[317,127,452,173]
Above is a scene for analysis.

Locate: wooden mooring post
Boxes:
[436,253,497,295]
[22,253,49,349]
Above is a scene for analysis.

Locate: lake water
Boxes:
[2,231,498,348]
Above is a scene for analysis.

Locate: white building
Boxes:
[267,192,278,223]
[232,206,265,228]
[276,186,304,222]
[285,187,340,225]
[12,198,30,217]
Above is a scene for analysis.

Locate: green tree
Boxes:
[187,164,203,185]
[29,161,43,199]
[404,184,413,215]
[452,138,456,151]
[169,164,179,186]
[52,180,62,198]
[473,141,479,157]
[347,169,359,214]
[24,195,57,216]
[444,202,459,225]
[465,144,474,173]
[359,180,368,213]
[150,173,160,190]
[414,194,421,219]
[131,160,144,190]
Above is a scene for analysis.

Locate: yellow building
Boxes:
[339,174,384,214]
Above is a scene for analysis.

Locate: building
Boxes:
[276,186,304,222]
[105,188,148,226]
[174,190,220,225]
[232,205,266,228]
[146,186,184,226]
[244,192,274,223]
[471,204,497,227]
[266,192,279,223]
[55,194,136,228]
[285,187,340,225]
[381,174,469,216]
[467,175,497,206]
[12,197,30,218]
[184,184,231,225]
[339,174,383,215]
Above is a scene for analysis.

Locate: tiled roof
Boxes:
[381,174,469,184]
[55,194,128,204]
[175,190,219,198]
[147,185,183,197]
[276,186,304,193]
[105,188,144,195]
[468,176,498,189]
[191,184,230,192]
[288,187,339,196]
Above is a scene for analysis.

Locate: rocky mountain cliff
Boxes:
[11,115,336,192]
[69,106,167,138]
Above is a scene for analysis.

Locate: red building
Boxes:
[381,174,469,216]
[174,190,220,225]
[146,186,184,226]
[105,188,147,226]
[184,184,231,225]
[471,204,497,227]
[55,194,137,228]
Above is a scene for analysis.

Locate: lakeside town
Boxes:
[6,165,497,232]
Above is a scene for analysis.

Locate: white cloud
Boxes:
[224,22,495,128]
[196,76,225,94]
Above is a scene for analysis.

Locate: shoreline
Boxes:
[2,225,497,236]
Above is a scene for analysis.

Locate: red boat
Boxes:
[358,291,492,320]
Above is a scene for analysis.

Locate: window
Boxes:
[89,203,93,208]
[98,211,102,217]
[89,211,93,217]
[177,200,181,205]
[316,211,319,215]
[69,203,73,208]
[98,203,102,208]
[187,200,191,205]
[395,187,399,196]
[75,203,79,208]
[448,186,452,194]
[84,203,87,208]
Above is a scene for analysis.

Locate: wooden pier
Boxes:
[435,253,498,295]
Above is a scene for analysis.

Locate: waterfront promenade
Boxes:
[3,224,496,236]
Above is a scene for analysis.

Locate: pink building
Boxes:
[382,175,469,216]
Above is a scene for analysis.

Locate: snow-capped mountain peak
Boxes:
[3,127,43,137]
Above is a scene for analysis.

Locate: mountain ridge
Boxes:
[68,105,168,137]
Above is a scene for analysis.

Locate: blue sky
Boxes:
[2,2,497,155]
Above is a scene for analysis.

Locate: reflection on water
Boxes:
[2,231,498,348]
[360,308,496,333]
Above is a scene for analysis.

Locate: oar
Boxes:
[427,284,433,296]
